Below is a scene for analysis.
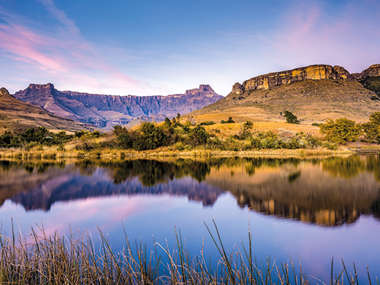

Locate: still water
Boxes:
[1,156,380,280]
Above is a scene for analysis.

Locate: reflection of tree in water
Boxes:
[0,160,65,174]
[104,158,303,186]
[322,156,365,178]
[322,155,380,181]
[99,160,211,186]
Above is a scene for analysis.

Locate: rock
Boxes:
[232,82,245,95]
[333,65,352,80]
[358,64,380,79]
[0,87,9,96]
[242,64,353,91]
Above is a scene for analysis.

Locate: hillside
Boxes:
[192,64,380,125]
[0,87,86,133]
[13,84,222,128]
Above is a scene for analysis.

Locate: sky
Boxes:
[0,0,379,96]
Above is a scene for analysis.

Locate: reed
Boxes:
[0,222,376,284]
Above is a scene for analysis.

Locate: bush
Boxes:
[221,117,235,124]
[236,121,253,140]
[189,125,209,146]
[250,131,284,149]
[369,112,380,125]
[199,121,215,126]
[320,118,361,144]
[361,122,380,143]
[283,111,299,124]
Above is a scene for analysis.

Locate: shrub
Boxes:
[283,111,299,124]
[189,125,209,146]
[199,121,216,126]
[221,117,235,124]
[250,131,284,149]
[361,122,380,143]
[369,112,380,125]
[320,118,361,144]
[129,122,169,150]
[236,121,253,140]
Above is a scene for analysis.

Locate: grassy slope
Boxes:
[0,89,86,133]
[191,80,380,128]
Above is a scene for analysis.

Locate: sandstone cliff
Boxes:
[14,84,222,128]
[232,64,352,95]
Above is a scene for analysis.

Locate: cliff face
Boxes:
[13,84,222,128]
[232,64,352,94]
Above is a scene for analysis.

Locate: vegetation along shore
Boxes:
[1,112,380,159]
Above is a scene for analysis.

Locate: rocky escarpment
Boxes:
[232,64,352,95]
[14,84,222,128]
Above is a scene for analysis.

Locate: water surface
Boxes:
[1,156,380,280]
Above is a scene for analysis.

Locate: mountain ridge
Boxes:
[13,84,223,128]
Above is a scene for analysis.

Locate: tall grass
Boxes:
[0,222,376,284]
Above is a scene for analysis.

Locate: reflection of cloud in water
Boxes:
[29,195,175,238]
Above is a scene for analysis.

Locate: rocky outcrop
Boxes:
[13,84,223,128]
[355,64,380,80]
[232,65,352,94]
[0,87,9,96]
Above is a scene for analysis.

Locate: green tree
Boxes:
[132,122,168,150]
[320,118,361,144]
[283,111,299,124]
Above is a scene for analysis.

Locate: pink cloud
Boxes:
[270,0,380,72]
[0,1,143,94]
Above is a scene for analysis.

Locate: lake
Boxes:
[1,156,380,281]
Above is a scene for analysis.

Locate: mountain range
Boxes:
[192,64,380,123]
[13,84,222,128]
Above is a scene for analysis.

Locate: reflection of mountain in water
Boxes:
[206,157,380,226]
[1,156,380,226]
[1,160,221,211]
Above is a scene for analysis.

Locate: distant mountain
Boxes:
[192,64,380,123]
[13,84,223,128]
[0,87,86,133]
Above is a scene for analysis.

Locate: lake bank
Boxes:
[0,147,360,161]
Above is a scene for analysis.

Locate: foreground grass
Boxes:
[0,223,376,284]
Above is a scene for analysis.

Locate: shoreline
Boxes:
[0,147,359,161]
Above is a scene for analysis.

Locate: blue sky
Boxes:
[0,0,379,95]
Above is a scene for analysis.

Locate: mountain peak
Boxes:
[27,83,55,90]
[185,84,217,96]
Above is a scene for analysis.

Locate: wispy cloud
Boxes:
[0,1,146,94]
